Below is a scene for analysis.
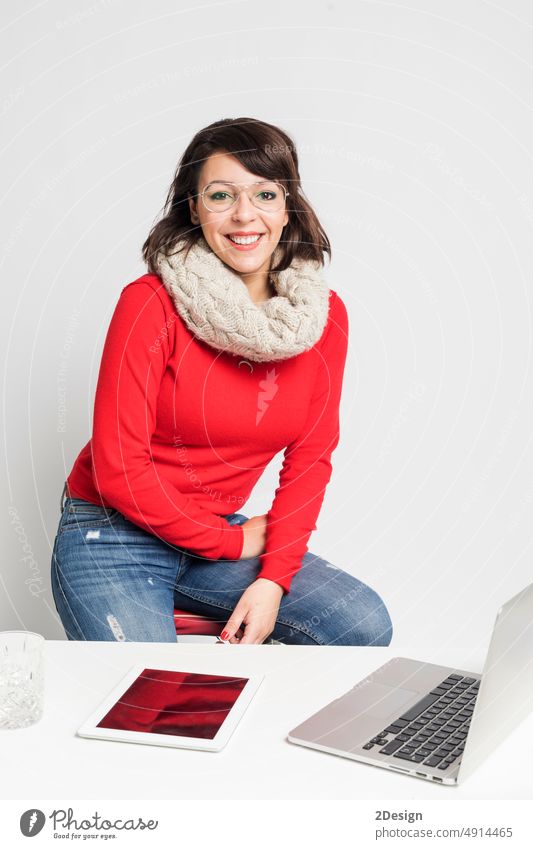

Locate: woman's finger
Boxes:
[220,609,246,641]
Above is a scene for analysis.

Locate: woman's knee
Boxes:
[357,587,393,646]
[314,579,393,647]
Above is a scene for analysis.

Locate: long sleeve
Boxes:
[90,282,244,560]
[257,292,349,593]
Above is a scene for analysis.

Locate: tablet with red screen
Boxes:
[77,665,264,751]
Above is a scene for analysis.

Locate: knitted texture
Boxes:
[155,234,331,362]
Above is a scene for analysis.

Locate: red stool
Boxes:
[173,608,283,644]
[173,607,223,639]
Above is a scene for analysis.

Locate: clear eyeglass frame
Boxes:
[199,180,290,213]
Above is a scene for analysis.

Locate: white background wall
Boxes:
[1,0,532,665]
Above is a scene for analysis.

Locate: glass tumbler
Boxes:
[0,631,44,729]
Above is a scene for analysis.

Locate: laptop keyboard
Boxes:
[362,673,480,771]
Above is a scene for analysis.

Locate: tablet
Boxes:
[77,665,264,752]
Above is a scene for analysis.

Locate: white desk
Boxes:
[1,641,530,800]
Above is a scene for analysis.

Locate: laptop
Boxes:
[287,581,533,785]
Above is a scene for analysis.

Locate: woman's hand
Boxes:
[220,578,284,644]
[239,513,268,558]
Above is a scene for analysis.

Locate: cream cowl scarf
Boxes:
[155,235,331,363]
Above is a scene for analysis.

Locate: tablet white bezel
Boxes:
[76,664,264,752]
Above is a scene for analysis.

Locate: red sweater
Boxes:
[66,274,349,593]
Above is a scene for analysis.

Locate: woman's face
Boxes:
[188,151,289,280]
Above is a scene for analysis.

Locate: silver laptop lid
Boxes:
[457,581,533,783]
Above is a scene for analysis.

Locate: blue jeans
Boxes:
[51,484,393,645]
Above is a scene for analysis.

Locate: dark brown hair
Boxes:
[141,117,331,275]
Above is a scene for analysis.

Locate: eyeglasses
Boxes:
[200,180,289,213]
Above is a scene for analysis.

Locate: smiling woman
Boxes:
[142,117,331,305]
[197,176,289,267]
[187,159,289,307]
[51,116,393,647]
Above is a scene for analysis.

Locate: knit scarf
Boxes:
[155,234,331,363]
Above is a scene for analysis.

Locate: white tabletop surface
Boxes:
[1,640,531,800]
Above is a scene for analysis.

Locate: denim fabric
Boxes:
[51,486,393,646]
